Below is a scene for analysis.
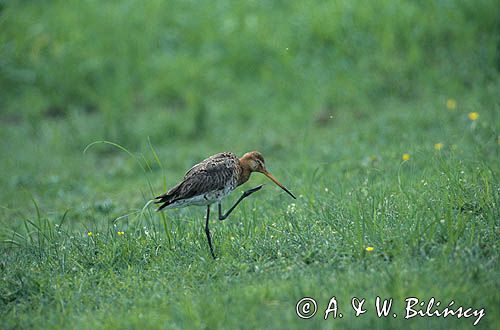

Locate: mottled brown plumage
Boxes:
[155,151,295,210]
[155,152,239,210]
[154,151,296,259]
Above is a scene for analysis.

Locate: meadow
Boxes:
[1,0,499,329]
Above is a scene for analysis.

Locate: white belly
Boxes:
[166,187,234,209]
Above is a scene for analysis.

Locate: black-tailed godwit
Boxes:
[155,151,296,259]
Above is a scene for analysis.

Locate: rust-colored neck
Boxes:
[237,158,252,186]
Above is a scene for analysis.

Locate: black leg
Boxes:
[219,185,263,221]
[204,205,216,259]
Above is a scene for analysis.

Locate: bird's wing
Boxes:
[155,152,238,203]
[183,152,236,179]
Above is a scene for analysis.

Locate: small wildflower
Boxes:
[446,99,457,110]
[402,153,411,161]
[434,143,444,151]
[468,112,479,121]
[324,187,329,192]
[117,231,124,236]
[87,231,93,237]
[365,246,374,252]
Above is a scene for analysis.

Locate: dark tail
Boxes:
[155,182,183,211]
[154,193,175,212]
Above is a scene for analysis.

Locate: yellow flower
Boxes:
[446,99,457,110]
[117,231,124,236]
[402,153,411,161]
[365,246,374,252]
[434,143,444,151]
[87,231,93,237]
[468,112,479,121]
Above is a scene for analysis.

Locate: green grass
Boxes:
[1,96,498,329]
[1,0,499,329]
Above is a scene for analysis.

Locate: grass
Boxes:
[1,96,498,329]
[1,0,499,329]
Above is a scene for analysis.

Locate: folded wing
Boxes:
[155,153,239,210]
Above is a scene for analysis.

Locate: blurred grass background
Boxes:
[1,0,498,136]
[0,0,499,329]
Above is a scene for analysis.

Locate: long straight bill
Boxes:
[263,171,296,199]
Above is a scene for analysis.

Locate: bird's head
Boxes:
[241,151,266,172]
[240,151,296,199]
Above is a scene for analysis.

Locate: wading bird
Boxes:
[155,151,296,259]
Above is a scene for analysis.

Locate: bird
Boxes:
[154,151,296,259]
